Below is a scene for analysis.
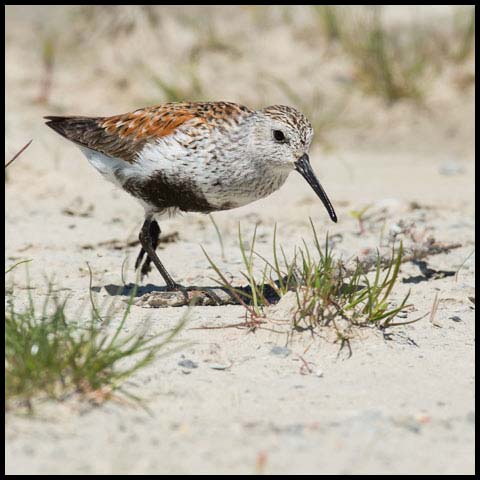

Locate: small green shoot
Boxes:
[208,214,226,261]
[349,203,373,235]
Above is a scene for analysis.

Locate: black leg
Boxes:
[134,219,160,277]
[134,246,146,272]
[137,216,179,290]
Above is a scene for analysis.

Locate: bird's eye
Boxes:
[273,130,286,143]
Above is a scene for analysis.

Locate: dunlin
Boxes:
[45,102,337,290]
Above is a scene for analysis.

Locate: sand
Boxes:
[5,5,475,475]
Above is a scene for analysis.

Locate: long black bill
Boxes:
[295,154,337,223]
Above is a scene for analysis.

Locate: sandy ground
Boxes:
[5,5,475,475]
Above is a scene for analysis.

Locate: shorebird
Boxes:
[45,102,337,290]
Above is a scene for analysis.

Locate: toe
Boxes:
[134,248,146,271]
[140,258,152,277]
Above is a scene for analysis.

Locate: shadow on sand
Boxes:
[91,282,283,307]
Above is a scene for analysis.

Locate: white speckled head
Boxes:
[248,105,314,170]
[244,105,336,222]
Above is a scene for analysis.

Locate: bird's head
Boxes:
[248,105,337,223]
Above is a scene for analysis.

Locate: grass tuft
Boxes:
[204,220,411,338]
[5,276,186,411]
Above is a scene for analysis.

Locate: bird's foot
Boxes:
[140,259,153,278]
[134,248,154,280]
[165,282,189,301]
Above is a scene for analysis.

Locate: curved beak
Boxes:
[295,154,337,223]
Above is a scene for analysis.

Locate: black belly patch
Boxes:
[123,171,215,213]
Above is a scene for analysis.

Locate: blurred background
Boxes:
[5,4,474,194]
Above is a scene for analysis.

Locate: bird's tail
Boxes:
[44,115,100,145]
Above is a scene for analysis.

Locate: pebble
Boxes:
[178,359,198,369]
[270,346,291,357]
[208,363,231,370]
[438,162,465,176]
[389,223,403,236]
[394,416,421,434]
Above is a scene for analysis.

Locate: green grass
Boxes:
[208,213,226,261]
[203,220,412,337]
[5,274,186,411]
[5,259,32,274]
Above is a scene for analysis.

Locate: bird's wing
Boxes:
[45,102,252,164]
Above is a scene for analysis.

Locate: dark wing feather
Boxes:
[44,115,146,164]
